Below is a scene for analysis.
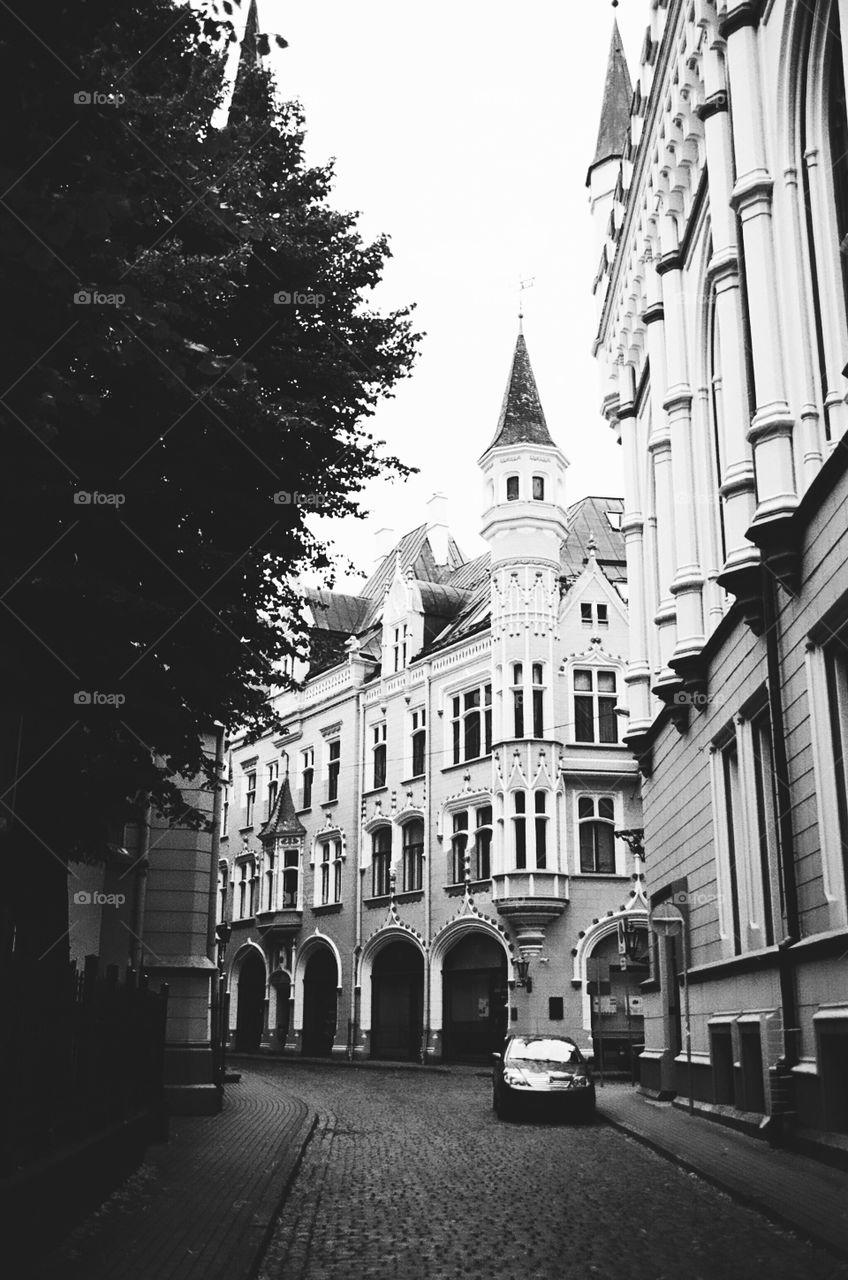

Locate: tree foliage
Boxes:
[0,0,419,844]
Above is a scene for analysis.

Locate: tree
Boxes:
[0,0,418,1158]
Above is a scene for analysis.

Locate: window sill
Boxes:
[440,756,492,776]
[312,902,343,915]
[362,785,389,798]
[400,774,426,786]
[445,879,491,895]
[323,797,339,807]
[238,826,254,834]
[564,742,627,751]
[394,889,424,903]
[296,805,312,816]
[364,894,391,908]
[575,872,628,879]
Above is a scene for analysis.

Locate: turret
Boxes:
[586,21,632,300]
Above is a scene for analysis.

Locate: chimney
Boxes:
[373,526,396,567]
[426,492,451,566]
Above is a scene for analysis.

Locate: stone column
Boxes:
[722,4,798,535]
[656,209,706,670]
[616,357,652,735]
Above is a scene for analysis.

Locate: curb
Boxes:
[226,1052,454,1075]
[598,1109,848,1264]
[246,1111,319,1280]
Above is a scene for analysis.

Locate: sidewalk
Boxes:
[26,1074,316,1280]
[597,1083,848,1259]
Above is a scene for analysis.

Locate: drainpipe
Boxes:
[423,661,433,1063]
[130,797,152,971]
[351,684,365,1057]
[207,726,226,964]
[761,567,800,1071]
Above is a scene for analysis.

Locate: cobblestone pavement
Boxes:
[251,1062,848,1280]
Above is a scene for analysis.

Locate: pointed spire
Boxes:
[587,20,632,179]
[259,772,306,843]
[231,0,260,101]
[484,333,555,452]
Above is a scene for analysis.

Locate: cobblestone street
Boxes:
[248,1063,848,1280]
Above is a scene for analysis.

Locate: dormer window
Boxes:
[532,475,545,501]
[393,624,408,672]
[506,475,520,502]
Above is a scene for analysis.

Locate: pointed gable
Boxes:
[587,21,632,179]
[259,773,306,843]
[483,333,555,452]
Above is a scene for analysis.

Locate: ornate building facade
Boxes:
[591,1,848,1133]
[219,334,646,1067]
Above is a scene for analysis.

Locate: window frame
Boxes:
[401,819,424,892]
[371,826,392,898]
[576,794,618,875]
[449,681,493,765]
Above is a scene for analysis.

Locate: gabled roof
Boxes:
[483,333,555,452]
[258,774,306,842]
[305,590,370,635]
[562,496,626,583]
[587,20,632,180]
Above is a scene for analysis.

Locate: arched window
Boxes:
[578,797,616,873]
[402,820,424,892]
[371,827,392,897]
[512,662,524,737]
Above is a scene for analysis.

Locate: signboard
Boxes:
[628,995,644,1016]
[649,902,684,937]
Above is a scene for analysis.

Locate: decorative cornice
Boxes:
[695,92,729,122]
[655,251,683,277]
[641,302,665,326]
[718,1,765,41]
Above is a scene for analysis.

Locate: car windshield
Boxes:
[506,1037,581,1067]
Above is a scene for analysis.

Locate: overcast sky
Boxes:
[249,1,645,588]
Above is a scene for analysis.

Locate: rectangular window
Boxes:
[580,602,593,625]
[222,793,229,838]
[402,821,424,892]
[549,997,564,1021]
[721,741,744,955]
[372,828,392,897]
[410,708,426,777]
[327,738,340,802]
[514,792,527,869]
[751,709,780,947]
[266,760,279,818]
[393,624,408,673]
[318,839,342,906]
[451,811,468,883]
[372,722,387,789]
[282,848,299,908]
[532,475,545,501]
[573,669,618,744]
[597,603,608,627]
[534,791,547,869]
[237,862,249,918]
[264,849,275,910]
[825,645,848,892]
[320,842,331,905]
[532,663,544,738]
[475,805,492,879]
[245,771,256,827]
[334,842,343,903]
[301,748,314,809]
[450,683,492,764]
[506,475,519,501]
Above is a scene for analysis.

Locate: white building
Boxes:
[591,1,848,1135]
[220,332,647,1068]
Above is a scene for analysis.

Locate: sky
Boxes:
[246,1,646,588]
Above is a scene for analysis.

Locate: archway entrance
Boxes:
[302,948,337,1057]
[588,927,648,1075]
[235,950,266,1052]
[371,941,424,1061]
[442,933,508,1062]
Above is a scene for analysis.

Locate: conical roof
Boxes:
[587,21,632,178]
[483,333,555,452]
[259,773,306,843]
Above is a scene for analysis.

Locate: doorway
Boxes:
[442,934,508,1062]
[302,948,337,1057]
[371,941,424,1061]
[234,950,266,1052]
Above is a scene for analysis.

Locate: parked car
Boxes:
[492,1034,596,1121]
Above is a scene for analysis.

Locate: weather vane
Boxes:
[518,276,535,332]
